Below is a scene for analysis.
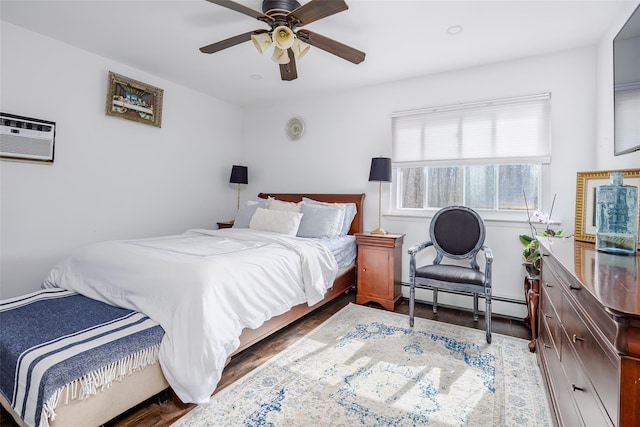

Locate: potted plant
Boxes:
[520,234,542,274]
[519,194,564,276]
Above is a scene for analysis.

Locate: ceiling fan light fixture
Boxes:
[202,0,366,81]
[271,46,291,64]
[291,38,310,60]
[273,25,295,50]
[251,32,273,54]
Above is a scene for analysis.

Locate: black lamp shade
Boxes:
[230,165,248,184]
[368,157,392,182]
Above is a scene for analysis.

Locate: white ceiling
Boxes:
[1,0,635,108]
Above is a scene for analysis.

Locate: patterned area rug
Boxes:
[173,303,551,426]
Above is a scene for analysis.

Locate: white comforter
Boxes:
[42,228,338,403]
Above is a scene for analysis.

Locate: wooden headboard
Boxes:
[257,193,366,235]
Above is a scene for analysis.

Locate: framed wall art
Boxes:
[105,71,163,128]
[574,168,640,244]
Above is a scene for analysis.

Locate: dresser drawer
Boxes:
[539,322,581,427]
[562,276,618,345]
[561,330,614,427]
[540,287,562,359]
[540,262,563,315]
[537,238,640,427]
[562,294,619,425]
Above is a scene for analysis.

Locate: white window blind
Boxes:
[391,93,551,164]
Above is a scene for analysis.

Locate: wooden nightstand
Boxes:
[217,221,233,229]
[355,233,404,311]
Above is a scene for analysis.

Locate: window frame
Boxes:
[388,93,552,223]
[388,163,550,222]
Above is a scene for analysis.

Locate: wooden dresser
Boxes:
[537,237,639,427]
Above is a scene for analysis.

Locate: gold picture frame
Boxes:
[574,168,640,244]
[105,71,163,128]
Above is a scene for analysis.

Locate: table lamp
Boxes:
[369,157,391,235]
[229,165,248,223]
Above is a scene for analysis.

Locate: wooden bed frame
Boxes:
[1,193,365,427]
[236,193,365,353]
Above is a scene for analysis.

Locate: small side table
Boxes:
[523,267,540,353]
[355,233,404,311]
[217,221,233,229]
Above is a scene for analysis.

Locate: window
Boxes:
[392,94,550,214]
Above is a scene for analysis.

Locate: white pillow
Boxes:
[266,197,301,212]
[249,207,303,235]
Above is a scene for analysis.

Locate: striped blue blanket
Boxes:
[0,288,164,427]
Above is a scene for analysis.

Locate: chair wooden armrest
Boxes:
[482,246,493,263]
[408,241,433,256]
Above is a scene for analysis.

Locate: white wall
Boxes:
[3,7,635,315]
[0,23,244,298]
[242,47,600,318]
[596,2,640,169]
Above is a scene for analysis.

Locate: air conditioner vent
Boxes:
[1,113,56,163]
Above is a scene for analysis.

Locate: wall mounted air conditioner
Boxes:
[1,113,56,163]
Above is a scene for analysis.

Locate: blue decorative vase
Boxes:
[595,172,638,255]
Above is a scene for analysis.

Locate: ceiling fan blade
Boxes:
[205,0,275,24]
[280,50,298,81]
[288,0,348,27]
[297,29,365,64]
[199,30,266,54]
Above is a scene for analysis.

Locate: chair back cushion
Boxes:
[430,206,485,259]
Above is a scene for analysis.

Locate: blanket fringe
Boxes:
[39,344,161,427]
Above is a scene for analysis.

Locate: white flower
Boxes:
[530,210,549,224]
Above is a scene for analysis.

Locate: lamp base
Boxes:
[370,227,388,235]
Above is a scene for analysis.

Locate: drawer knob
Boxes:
[569,284,581,291]
[362,267,366,272]
[544,313,552,319]
[543,344,551,349]
[544,282,553,288]
[572,384,585,392]
[572,334,585,343]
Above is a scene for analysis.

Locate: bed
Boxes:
[0,193,365,427]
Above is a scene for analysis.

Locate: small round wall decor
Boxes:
[286,117,305,141]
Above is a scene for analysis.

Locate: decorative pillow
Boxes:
[297,202,346,239]
[249,207,303,235]
[233,201,261,228]
[266,197,301,212]
[302,197,357,235]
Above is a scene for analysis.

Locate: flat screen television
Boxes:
[613,3,640,155]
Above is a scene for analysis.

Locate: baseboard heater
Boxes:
[1,113,56,163]
[401,281,526,306]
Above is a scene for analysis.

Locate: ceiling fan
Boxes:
[200,0,366,81]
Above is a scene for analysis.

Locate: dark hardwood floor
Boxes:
[0,293,530,427]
